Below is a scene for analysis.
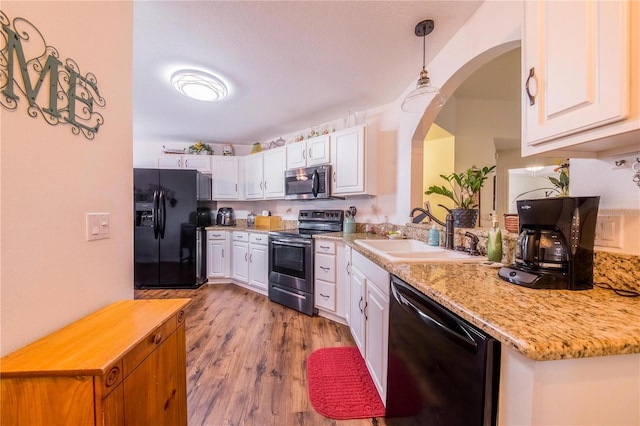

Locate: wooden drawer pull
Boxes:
[105,366,120,387]
[152,332,163,345]
[177,310,185,325]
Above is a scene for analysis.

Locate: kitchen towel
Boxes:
[306,346,385,420]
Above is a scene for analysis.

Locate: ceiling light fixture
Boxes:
[170,69,228,102]
[401,19,447,113]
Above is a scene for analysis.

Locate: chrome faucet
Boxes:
[409,204,455,250]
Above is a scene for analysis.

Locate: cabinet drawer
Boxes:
[315,280,336,312]
[316,240,336,255]
[123,314,177,377]
[232,231,249,242]
[315,253,336,283]
[249,233,268,245]
[208,231,226,240]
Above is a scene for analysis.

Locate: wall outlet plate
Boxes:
[594,215,622,249]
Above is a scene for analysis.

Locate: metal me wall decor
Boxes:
[0,11,105,139]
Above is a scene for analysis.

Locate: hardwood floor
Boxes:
[135,284,386,426]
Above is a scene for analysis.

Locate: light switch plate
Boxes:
[86,213,110,241]
[594,215,622,248]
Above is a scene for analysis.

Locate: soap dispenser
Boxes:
[487,214,503,262]
[428,224,440,246]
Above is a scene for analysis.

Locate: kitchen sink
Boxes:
[354,239,486,263]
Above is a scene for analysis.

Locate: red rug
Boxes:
[306,346,385,420]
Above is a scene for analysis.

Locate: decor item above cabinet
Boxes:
[522,0,640,157]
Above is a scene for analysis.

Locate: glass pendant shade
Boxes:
[401,68,447,113]
[401,19,447,113]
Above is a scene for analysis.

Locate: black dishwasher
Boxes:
[386,275,500,426]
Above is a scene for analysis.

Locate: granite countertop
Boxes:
[315,232,640,362]
[205,225,272,234]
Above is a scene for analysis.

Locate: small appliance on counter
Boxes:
[216,207,236,226]
[498,196,600,290]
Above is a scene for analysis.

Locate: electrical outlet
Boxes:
[594,215,622,248]
[86,213,110,241]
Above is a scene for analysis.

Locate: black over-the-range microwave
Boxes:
[284,164,336,200]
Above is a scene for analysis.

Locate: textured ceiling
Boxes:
[133,1,483,146]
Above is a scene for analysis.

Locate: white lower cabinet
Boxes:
[231,232,249,283]
[207,231,229,279]
[349,249,389,404]
[314,240,348,323]
[230,231,268,294]
[248,233,269,292]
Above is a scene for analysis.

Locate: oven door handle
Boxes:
[271,239,311,248]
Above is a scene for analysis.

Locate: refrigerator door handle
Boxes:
[159,190,167,239]
[152,190,159,239]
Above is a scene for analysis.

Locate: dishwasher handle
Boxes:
[391,278,478,354]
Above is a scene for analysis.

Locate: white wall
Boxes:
[0,2,134,355]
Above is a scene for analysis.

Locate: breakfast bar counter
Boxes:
[316,232,640,362]
[316,231,640,424]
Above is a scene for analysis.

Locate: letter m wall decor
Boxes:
[0,11,106,139]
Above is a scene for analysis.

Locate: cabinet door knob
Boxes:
[525,67,537,106]
[153,332,163,345]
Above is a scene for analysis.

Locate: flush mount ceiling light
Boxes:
[170,69,228,102]
[401,19,447,113]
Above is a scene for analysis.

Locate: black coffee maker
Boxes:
[498,196,600,290]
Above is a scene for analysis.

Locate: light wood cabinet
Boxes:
[0,299,189,426]
[522,0,640,156]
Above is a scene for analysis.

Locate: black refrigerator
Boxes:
[134,168,211,289]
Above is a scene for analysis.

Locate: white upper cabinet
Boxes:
[286,135,330,170]
[331,125,376,196]
[522,0,640,156]
[156,155,212,173]
[263,146,287,199]
[243,153,265,199]
[212,156,240,200]
[306,135,331,166]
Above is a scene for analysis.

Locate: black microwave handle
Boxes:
[312,169,319,198]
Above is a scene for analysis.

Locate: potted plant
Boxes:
[425,165,496,228]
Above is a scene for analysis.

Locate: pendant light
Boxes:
[401,19,447,113]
